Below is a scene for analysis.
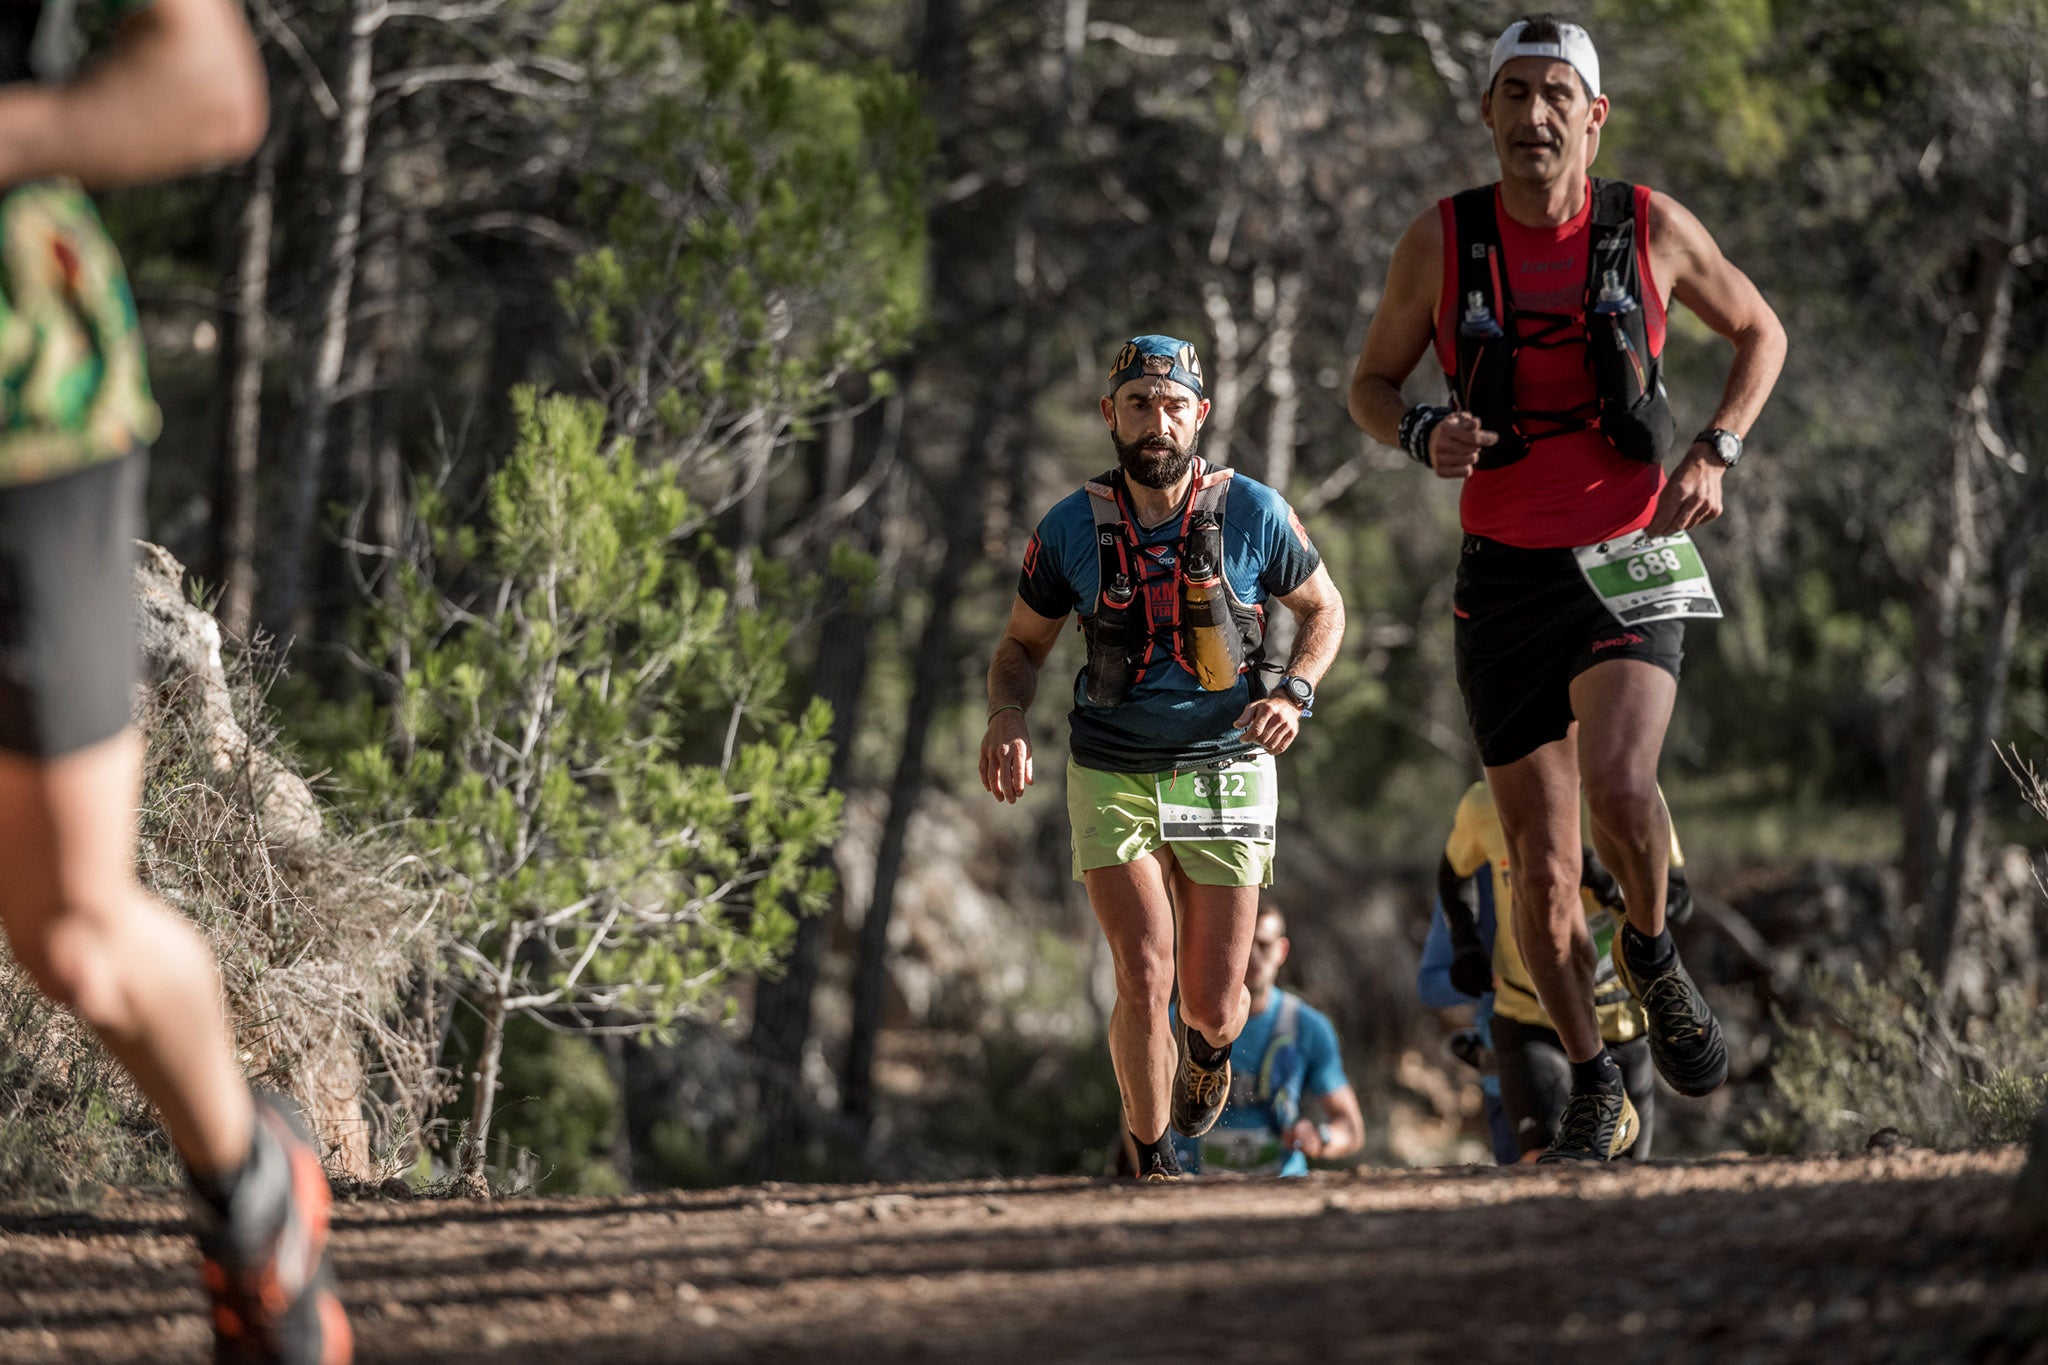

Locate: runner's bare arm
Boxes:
[1234,562,1344,757]
[1347,208,1496,478]
[981,596,1065,803]
[1644,191,1788,537]
[0,0,266,191]
[1292,1083,1365,1160]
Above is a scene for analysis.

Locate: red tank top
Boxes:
[1433,181,1667,549]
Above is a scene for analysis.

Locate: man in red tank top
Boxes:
[1345,13,1786,1161]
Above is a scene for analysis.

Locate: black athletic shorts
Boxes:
[1492,1015,1656,1160]
[0,453,146,758]
[1453,534,1683,768]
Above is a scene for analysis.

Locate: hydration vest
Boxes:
[1079,460,1265,708]
[1446,177,1675,471]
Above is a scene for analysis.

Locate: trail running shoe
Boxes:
[192,1093,353,1365]
[1537,1090,1640,1163]
[1612,936,1730,1097]
[1170,1019,1231,1139]
[1124,1136,1183,1183]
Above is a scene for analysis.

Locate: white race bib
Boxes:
[1156,752,1278,844]
[1573,531,1723,626]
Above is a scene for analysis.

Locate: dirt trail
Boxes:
[2,1149,2043,1364]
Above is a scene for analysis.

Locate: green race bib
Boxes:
[1156,753,1277,844]
[1573,531,1723,626]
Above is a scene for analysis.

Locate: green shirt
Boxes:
[0,0,163,488]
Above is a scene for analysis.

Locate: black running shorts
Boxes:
[0,453,146,758]
[1452,534,1683,768]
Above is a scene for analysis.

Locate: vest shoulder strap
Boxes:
[1085,471,1121,528]
[1257,991,1303,1104]
[1588,176,1637,228]
[1449,185,1504,322]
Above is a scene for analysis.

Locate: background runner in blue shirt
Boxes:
[1170,905,1361,1176]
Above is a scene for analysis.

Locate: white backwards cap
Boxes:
[1487,19,1601,99]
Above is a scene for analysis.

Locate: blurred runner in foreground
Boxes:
[0,8,349,1360]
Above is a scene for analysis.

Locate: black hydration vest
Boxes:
[1079,461,1265,708]
[1446,177,1675,470]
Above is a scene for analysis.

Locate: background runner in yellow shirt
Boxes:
[1440,780,1692,1160]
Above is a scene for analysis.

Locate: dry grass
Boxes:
[0,645,448,1203]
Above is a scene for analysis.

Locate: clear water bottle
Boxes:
[1460,289,1504,340]
[1593,268,1637,319]
[1086,567,1138,705]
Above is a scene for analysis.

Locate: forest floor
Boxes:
[1,1147,2043,1364]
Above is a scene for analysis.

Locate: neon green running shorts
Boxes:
[1065,757,1275,887]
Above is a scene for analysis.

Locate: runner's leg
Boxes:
[1487,737,1604,1063]
[1493,1016,1572,1162]
[0,733,253,1176]
[1166,858,1257,1050]
[1571,659,1678,938]
[1085,852,1180,1142]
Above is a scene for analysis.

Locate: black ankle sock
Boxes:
[1185,1028,1230,1068]
[1130,1128,1181,1175]
[1570,1048,1624,1097]
[1621,922,1677,977]
[186,1149,250,1219]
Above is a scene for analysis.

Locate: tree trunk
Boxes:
[215,128,280,642]
[749,398,899,1175]
[1909,176,2022,960]
[1931,462,2044,991]
[841,420,990,1139]
[264,2,378,637]
[463,992,510,1184]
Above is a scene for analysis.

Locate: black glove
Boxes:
[1666,868,1694,928]
[1450,945,1493,998]
[1581,845,1626,914]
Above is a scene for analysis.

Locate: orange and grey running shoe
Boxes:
[1169,1019,1231,1139]
[1537,1090,1640,1164]
[192,1093,352,1365]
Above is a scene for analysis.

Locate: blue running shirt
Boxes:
[1017,468,1321,772]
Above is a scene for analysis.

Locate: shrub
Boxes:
[1751,953,2048,1153]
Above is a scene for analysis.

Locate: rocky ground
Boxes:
[1,1148,2042,1364]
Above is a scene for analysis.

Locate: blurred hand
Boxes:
[1429,411,1497,479]
[978,710,1033,803]
[1285,1119,1325,1159]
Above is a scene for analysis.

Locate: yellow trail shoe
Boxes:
[1537,1090,1640,1164]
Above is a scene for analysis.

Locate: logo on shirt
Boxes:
[1592,631,1647,652]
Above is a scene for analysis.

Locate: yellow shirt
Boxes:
[1442,780,1685,1044]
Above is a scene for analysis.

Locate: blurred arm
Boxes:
[0,0,267,190]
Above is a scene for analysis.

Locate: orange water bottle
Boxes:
[1181,513,1236,691]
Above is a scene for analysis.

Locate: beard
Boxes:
[1112,427,1199,489]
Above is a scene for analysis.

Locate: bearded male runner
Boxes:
[980,334,1344,1181]
[0,5,349,1358]
[1347,15,1785,1161]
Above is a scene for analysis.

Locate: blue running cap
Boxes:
[1108,334,1204,399]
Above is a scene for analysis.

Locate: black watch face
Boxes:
[1283,677,1313,705]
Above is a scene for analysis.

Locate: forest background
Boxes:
[4,0,2046,1195]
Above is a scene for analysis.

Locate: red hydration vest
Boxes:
[1433,178,1672,549]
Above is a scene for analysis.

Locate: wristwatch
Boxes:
[1275,674,1315,714]
[1693,427,1743,468]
